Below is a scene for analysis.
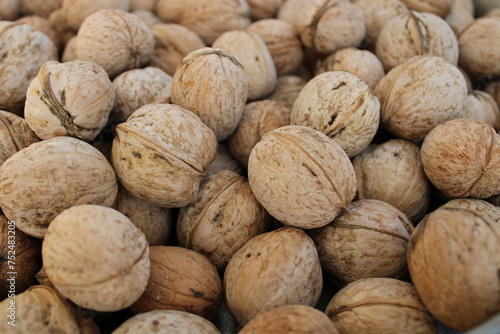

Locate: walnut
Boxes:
[130,0,157,12]
[268,75,307,111]
[485,81,500,111]
[439,198,500,224]
[246,0,282,19]
[16,14,62,49]
[399,0,452,17]
[445,2,474,36]
[0,0,21,20]
[0,110,39,167]
[20,0,62,17]
[465,90,500,131]
[132,10,163,28]
[276,0,312,30]
[61,35,78,62]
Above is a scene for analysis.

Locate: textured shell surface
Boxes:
[0,110,39,166]
[400,0,452,17]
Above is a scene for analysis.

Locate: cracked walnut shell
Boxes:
[0,110,39,166]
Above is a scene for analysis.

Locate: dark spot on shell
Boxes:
[132,152,141,159]
[152,320,159,327]
[190,288,204,297]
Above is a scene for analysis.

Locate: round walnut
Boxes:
[374,56,467,142]
[297,0,365,56]
[111,67,172,124]
[149,23,206,77]
[249,125,356,229]
[205,144,243,177]
[0,22,57,114]
[224,227,323,325]
[376,11,458,72]
[0,0,21,20]
[213,30,277,102]
[76,9,155,78]
[0,136,118,238]
[316,47,385,89]
[326,278,437,334]
[246,0,282,19]
[228,100,290,168]
[247,19,303,76]
[43,205,150,312]
[465,90,500,131]
[112,310,221,334]
[239,305,339,334]
[276,0,312,29]
[132,10,163,28]
[0,110,39,166]
[177,170,270,270]
[352,139,431,222]
[111,103,217,207]
[268,75,307,111]
[399,0,452,18]
[439,198,500,224]
[445,3,474,36]
[408,208,500,331]
[291,71,380,158]
[24,60,115,141]
[16,15,62,50]
[20,0,63,17]
[130,246,222,320]
[171,48,248,141]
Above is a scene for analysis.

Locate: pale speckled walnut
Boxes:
[248,125,356,229]
[177,170,270,270]
[111,103,217,207]
[0,110,39,166]
[297,0,365,56]
[150,23,206,76]
[247,0,282,19]
[376,11,458,72]
[439,198,500,224]
[21,0,62,17]
[0,0,21,20]
[309,199,414,287]
[205,144,243,177]
[421,118,500,198]
[0,22,57,114]
[268,75,307,111]
[0,136,118,238]
[111,67,172,124]
[171,47,248,141]
[228,100,290,168]
[130,246,222,320]
[132,10,162,28]
[112,310,221,334]
[465,90,500,131]
[374,56,467,142]
[239,305,339,334]
[408,208,500,331]
[42,205,150,312]
[400,0,452,17]
[213,30,277,102]
[352,139,430,222]
[16,15,62,50]
[76,9,155,78]
[291,71,380,158]
[326,278,437,334]
[24,60,115,141]
[224,227,323,325]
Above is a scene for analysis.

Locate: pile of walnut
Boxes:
[1,0,499,333]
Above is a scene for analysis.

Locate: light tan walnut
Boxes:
[465,90,500,131]
[246,0,282,19]
[439,198,500,224]
[130,0,156,11]
[399,0,452,17]
[61,35,78,62]
[16,15,62,50]
[0,0,22,20]
[445,3,474,36]
[276,0,313,30]
[268,75,307,111]
[0,110,39,167]
[21,0,62,17]
[132,10,162,28]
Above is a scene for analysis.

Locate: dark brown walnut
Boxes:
[131,246,222,320]
[439,198,500,224]
[326,278,437,334]
[268,75,307,111]
[408,208,500,331]
[0,110,39,167]
[399,0,452,17]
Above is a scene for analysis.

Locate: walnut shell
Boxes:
[111,66,172,124]
[132,10,162,28]
[374,56,467,141]
[325,278,437,334]
[248,125,356,229]
[224,227,323,325]
[24,60,115,141]
[171,48,248,141]
[0,110,39,166]
[111,103,217,207]
[20,0,62,17]
[268,75,307,111]
[439,198,500,224]
[205,144,243,177]
[276,0,312,29]
[421,118,500,198]
[445,5,474,36]
[408,208,500,331]
[485,81,500,111]
[465,90,500,131]
[247,0,282,19]
[130,246,222,320]
[130,0,156,11]
[76,9,155,78]
[291,71,380,158]
[0,136,118,238]
[61,35,78,62]
[177,170,270,270]
[399,0,452,17]
[0,0,21,20]
[16,14,62,49]
[42,204,150,312]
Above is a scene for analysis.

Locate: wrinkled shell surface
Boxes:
[400,0,452,17]
[0,110,39,166]
[16,15,62,49]
[439,198,500,224]
[59,0,130,31]
[247,0,282,19]
[465,90,500,131]
[268,75,307,111]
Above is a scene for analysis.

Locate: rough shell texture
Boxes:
[130,246,222,320]
[0,136,118,238]
[111,66,172,124]
[408,208,500,331]
[76,9,155,78]
[111,103,217,207]
[239,305,339,334]
[376,11,458,72]
[309,199,414,287]
[224,227,323,325]
[0,110,39,166]
[0,22,57,113]
[24,60,115,141]
[59,0,130,31]
[112,310,221,334]
[16,15,62,49]
[248,125,356,229]
[352,139,430,222]
[399,0,452,17]
[465,90,500,131]
[42,205,150,312]
[171,48,248,141]
[205,144,243,177]
[247,0,282,19]
[326,278,437,334]
[420,118,500,198]
[21,0,63,17]
[374,56,467,141]
[228,100,290,168]
[268,75,307,111]
[291,71,380,158]
[213,30,277,102]
[439,198,500,224]
[297,0,365,55]
[177,170,270,270]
